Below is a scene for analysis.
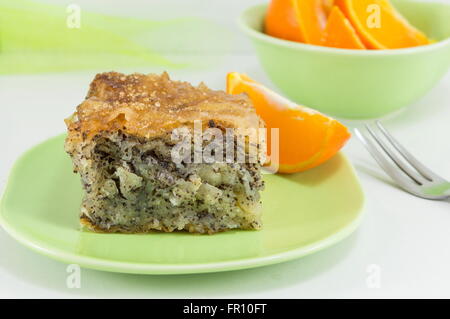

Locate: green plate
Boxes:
[0,135,364,274]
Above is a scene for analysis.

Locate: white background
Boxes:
[1,0,450,298]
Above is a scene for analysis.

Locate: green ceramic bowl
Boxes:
[239,0,450,119]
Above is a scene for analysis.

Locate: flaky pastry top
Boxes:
[65,72,262,141]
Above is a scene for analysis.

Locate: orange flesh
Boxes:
[293,0,329,45]
[226,72,351,174]
[335,0,430,49]
[323,0,335,15]
[265,0,330,46]
[265,0,305,42]
[322,6,366,49]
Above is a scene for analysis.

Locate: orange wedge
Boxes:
[335,0,430,49]
[226,72,351,174]
[322,6,366,49]
[265,0,305,42]
[265,0,329,45]
[293,0,329,45]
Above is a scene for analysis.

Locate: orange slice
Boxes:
[335,0,430,49]
[265,0,305,42]
[293,0,329,45]
[265,0,329,45]
[226,72,351,174]
[322,6,366,49]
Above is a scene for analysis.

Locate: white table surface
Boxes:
[1,0,450,299]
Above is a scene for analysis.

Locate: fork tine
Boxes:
[365,124,424,185]
[355,128,422,195]
[376,121,438,182]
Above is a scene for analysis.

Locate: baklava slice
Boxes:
[65,72,266,234]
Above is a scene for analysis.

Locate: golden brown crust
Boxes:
[66,72,261,142]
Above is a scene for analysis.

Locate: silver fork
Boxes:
[355,121,450,200]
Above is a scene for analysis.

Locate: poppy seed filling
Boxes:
[66,130,264,234]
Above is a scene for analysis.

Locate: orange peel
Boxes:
[226,72,351,174]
